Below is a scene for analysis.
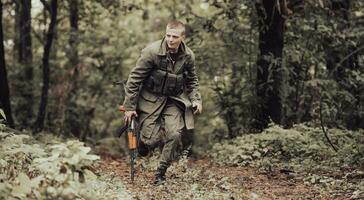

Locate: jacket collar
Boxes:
[158,37,187,56]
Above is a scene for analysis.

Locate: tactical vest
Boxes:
[143,54,185,96]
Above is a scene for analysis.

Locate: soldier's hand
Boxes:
[192,102,202,115]
[124,110,138,124]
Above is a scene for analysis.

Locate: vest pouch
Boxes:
[144,69,184,96]
[159,59,168,71]
[164,73,177,95]
[144,69,167,94]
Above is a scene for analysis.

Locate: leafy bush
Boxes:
[211,124,364,171]
[210,124,364,193]
[0,127,130,199]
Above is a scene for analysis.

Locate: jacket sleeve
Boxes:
[123,49,154,111]
[184,52,202,105]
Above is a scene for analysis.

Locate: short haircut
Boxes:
[166,20,185,35]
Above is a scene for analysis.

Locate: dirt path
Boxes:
[97,156,346,200]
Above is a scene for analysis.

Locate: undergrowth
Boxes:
[210,123,364,195]
[0,124,131,200]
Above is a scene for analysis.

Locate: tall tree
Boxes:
[64,0,81,138]
[253,0,286,130]
[69,0,79,69]
[0,1,14,127]
[34,0,58,132]
[15,0,33,127]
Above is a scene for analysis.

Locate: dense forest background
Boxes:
[0,0,364,199]
[1,0,363,140]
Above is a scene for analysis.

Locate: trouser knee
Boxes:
[168,131,181,143]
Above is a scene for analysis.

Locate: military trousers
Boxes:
[139,98,185,167]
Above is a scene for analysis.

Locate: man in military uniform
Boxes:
[123,20,202,184]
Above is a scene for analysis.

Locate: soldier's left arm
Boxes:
[184,52,202,105]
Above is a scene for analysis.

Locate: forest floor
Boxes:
[97,155,351,200]
[2,125,361,199]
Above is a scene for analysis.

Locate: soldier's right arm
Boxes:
[123,49,155,111]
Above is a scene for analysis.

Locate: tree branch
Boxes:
[336,45,364,68]
[319,97,338,152]
[32,27,44,45]
[40,0,51,13]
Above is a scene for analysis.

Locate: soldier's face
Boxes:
[165,27,185,52]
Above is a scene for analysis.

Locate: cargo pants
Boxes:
[139,98,184,168]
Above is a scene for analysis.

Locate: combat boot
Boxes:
[153,166,167,185]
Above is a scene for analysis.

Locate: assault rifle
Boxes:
[117,105,138,182]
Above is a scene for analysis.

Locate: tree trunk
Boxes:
[69,0,79,68]
[15,0,33,127]
[254,0,285,130]
[34,0,58,132]
[0,1,14,127]
[64,0,81,138]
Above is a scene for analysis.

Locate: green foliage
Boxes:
[2,0,363,143]
[283,0,364,128]
[0,108,6,124]
[0,129,131,199]
[2,0,363,198]
[211,124,364,169]
[0,108,5,120]
[210,124,364,192]
[185,0,259,137]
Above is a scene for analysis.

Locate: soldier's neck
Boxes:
[167,46,179,54]
[169,49,178,54]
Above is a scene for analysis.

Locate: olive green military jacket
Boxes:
[123,38,202,130]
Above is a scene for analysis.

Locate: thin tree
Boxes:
[15,0,33,127]
[0,1,14,127]
[69,0,79,70]
[64,0,81,138]
[34,0,58,132]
